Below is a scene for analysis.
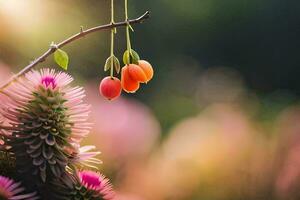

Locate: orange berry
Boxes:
[127,64,148,83]
[99,76,122,100]
[138,60,154,82]
[121,66,140,93]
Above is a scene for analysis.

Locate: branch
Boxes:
[0,11,150,91]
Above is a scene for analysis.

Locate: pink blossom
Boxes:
[78,170,115,200]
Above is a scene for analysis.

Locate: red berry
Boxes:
[99,76,122,100]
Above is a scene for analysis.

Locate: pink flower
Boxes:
[0,175,38,200]
[0,68,91,182]
[78,170,115,200]
[0,62,13,140]
[1,68,91,144]
[41,76,57,89]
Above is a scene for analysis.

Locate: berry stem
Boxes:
[125,0,132,56]
[111,0,115,23]
[110,0,115,78]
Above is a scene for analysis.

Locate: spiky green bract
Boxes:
[48,179,97,200]
[8,84,73,183]
[71,184,108,200]
[0,151,15,177]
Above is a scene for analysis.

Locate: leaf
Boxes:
[54,49,69,70]
[104,55,120,74]
[123,49,140,65]
[123,50,130,65]
[113,56,120,74]
[104,56,112,71]
[130,49,140,64]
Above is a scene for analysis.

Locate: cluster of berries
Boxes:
[99,0,153,100]
[99,57,154,100]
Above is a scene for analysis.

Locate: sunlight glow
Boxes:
[0,0,44,29]
[0,0,29,15]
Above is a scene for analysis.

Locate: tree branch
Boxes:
[0,11,150,91]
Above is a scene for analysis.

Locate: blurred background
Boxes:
[1,0,300,199]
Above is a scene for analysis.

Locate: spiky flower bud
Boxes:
[73,170,114,200]
[1,69,91,184]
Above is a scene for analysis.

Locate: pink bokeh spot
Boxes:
[41,76,56,89]
[86,83,161,161]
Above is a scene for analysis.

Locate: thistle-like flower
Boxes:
[74,170,115,200]
[0,175,38,200]
[49,170,114,200]
[0,69,91,183]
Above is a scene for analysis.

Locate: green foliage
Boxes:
[104,55,120,74]
[0,151,16,177]
[123,49,140,65]
[54,49,69,70]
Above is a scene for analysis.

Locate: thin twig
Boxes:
[0,11,150,91]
